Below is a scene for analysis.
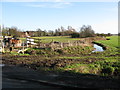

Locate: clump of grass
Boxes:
[24,48,59,57]
[63,46,93,55]
[63,57,120,77]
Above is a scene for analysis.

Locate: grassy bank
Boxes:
[96,36,119,48]
[62,36,119,76]
[2,36,120,77]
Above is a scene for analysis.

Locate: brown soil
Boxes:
[2,54,104,69]
[2,55,120,89]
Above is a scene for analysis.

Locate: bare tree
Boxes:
[79,25,95,38]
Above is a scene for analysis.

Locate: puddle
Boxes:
[92,44,104,52]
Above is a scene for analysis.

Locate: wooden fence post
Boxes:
[23,41,24,54]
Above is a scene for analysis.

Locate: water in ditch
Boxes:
[92,44,104,52]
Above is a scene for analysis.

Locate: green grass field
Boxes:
[31,36,80,43]
[96,36,119,48]
[20,36,80,43]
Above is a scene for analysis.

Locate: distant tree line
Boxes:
[1,25,76,37]
[1,26,22,38]
[1,25,114,38]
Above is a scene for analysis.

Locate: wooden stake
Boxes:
[23,41,24,54]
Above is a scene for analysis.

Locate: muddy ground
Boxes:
[2,55,120,89]
[2,54,105,69]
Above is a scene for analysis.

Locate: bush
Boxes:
[25,48,45,55]
[71,32,80,38]
[35,50,46,54]
[25,48,35,55]
[55,49,64,54]
[114,67,120,76]
[101,66,115,75]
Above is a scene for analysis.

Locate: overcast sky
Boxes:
[1,0,118,34]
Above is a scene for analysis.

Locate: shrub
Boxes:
[55,49,64,54]
[71,32,80,38]
[25,48,35,55]
[101,66,115,75]
[114,67,120,76]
